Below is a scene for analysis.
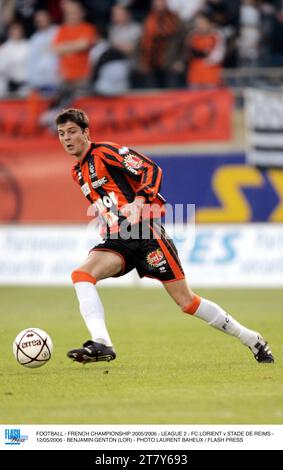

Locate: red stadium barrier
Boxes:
[0,88,233,144]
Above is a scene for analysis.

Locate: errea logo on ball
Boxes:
[5,428,28,445]
[22,339,42,348]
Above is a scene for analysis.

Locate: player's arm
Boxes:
[119,152,162,223]
[98,144,162,200]
[98,144,162,223]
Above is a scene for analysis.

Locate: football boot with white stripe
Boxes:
[250,336,274,363]
[67,340,116,364]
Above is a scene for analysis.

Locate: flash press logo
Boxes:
[5,428,28,445]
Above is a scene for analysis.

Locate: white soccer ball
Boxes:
[13,328,53,368]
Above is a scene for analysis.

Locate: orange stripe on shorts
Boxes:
[150,224,184,280]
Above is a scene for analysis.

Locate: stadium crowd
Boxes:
[0,0,283,99]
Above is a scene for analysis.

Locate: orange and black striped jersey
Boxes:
[72,141,166,232]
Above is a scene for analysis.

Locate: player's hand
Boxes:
[120,197,145,224]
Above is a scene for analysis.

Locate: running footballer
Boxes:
[56,108,274,365]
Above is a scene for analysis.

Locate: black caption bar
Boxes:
[0,450,275,466]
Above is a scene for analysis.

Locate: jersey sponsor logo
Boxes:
[146,249,166,268]
[81,182,91,196]
[94,191,119,227]
[123,154,143,174]
[91,176,108,189]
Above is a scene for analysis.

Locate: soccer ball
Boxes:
[13,328,53,368]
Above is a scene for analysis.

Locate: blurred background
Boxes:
[1,0,283,288]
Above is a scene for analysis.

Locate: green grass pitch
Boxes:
[0,287,282,424]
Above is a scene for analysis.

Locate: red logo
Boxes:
[146,249,164,267]
[124,154,143,170]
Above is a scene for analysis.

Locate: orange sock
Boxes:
[183,295,201,315]
[71,270,97,284]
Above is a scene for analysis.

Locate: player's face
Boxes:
[57,121,90,159]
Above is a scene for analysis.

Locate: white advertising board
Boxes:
[0,224,283,287]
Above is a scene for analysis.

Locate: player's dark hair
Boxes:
[55,108,89,130]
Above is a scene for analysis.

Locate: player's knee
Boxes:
[71,269,97,284]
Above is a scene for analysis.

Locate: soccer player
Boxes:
[56,108,274,364]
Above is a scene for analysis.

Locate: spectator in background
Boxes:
[10,0,37,37]
[138,0,184,88]
[265,0,283,67]
[185,12,225,87]
[34,0,63,24]
[109,4,141,56]
[120,0,152,22]
[39,0,97,132]
[83,0,116,29]
[204,0,235,26]
[28,9,59,96]
[238,0,261,66]
[52,0,97,96]
[89,2,143,96]
[209,0,241,28]
[89,30,131,96]
[259,1,277,66]
[203,0,240,68]
[0,21,29,97]
[0,0,15,41]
